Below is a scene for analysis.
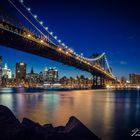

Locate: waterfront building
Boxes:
[129,73,140,84]
[38,71,44,83]
[16,62,26,81]
[1,63,12,87]
[12,74,15,79]
[59,75,93,88]
[43,67,58,84]
[2,63,12,79]
[48,67,58,83]
[120,76,127,84]
[43,67,48,81]
[26,67,39,87]
[0,56,2,86]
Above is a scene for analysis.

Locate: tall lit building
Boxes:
[43,67,58,83]
[48,67,58,83]
[2,63,12,79]
[16,62,26,80]
[26,67,39,85]
[129,73,140,84]
[43,67,48,81]
[120,76,126,84]
[39,72,44,83]
[0,56,2,86]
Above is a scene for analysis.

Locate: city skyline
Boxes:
[0,0,140,78]
[0,57,92,78]
[0,56,90,78]
[1,57,139,82]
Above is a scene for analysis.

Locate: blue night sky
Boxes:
[0,0,140,79]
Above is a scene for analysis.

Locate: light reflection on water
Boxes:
[0,88,140,140]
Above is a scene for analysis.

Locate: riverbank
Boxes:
[0,105,100,140]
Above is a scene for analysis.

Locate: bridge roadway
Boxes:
[0,21,115,81]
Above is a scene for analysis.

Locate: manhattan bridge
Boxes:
[0,0,118,89]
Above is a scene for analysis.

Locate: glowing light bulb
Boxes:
[27,34,31,37]
[27,8,31,11]
[58,40,61,43]
[58,48,62,51]
[20,0,24,3]
[50,32,53,35]
[34,15,37,18]
[70,49,74,53]
[40,21,43,25]
[40,40,43,43]
[54,36,57,39]
[45,27,48,30]
[62,43,65,46]
[66,51,68,54]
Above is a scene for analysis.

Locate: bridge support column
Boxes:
[92,75,106,89]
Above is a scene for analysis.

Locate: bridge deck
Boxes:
[0,22,115,80]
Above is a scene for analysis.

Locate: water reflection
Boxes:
[0,88,140,140]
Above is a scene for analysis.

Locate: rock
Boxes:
[55,126,65,133]
[43,124,55,133]
[65,116,101,140]
[0,105,21,140]
[45,133,74,140]
[21,118,46,140]
[22,118,41,129]
[0,105,101,140]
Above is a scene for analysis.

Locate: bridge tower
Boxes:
[87,53,114,89]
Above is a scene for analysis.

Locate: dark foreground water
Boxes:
[0,88,140,140]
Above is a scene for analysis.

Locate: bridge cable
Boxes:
[84,53,105,61]
[104,55,115,77]
[85,52,115,77]
[19,0,74,51]
[8,0,53,43]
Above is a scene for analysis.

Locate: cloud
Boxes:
[120,61,127,65]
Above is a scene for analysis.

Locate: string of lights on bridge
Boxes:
[19,0,76,55]
[8,0,89,60]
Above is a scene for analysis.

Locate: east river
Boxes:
[0,88,140,140]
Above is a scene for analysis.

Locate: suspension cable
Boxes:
[8,0,53,43]
[104,55,115,77]
[84,53,105,61]
[19,0,68,48]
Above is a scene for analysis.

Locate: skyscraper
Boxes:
[129,73,140,84]
[16,62,26,80]
[26,67,39,85]
[0,56,2,86]
[43,67,48,81]
[48,67,58,83]
[43,67,58,83]
[2,63,12,79]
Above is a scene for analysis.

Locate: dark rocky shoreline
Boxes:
[0,105,100,140]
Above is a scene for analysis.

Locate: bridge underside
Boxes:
[0,25,115,89]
